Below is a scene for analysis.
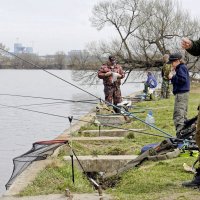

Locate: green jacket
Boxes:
[187,39,200,56]
[162,63,171,80]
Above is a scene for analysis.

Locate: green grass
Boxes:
[19,84,200,199]
[108,157,199,200]
[19,160,93,196]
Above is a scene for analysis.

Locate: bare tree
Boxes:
[67,50,92,69]
[88,0,200,81]
[0,43,11,68]
[90,0,153,65]
[54,51,67,69]
[11,53,40,69]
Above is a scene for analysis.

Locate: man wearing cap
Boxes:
[98,56,125,113]
[168,53,190,138]
[181,37,200,188]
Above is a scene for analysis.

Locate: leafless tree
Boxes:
[88,0,200,82]
[67,50,95,69]
[11,53,40,69]
[54,51,67,69]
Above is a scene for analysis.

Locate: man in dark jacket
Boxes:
[181,38,200,188]
[168,53,190,138]
[98,56,125,112]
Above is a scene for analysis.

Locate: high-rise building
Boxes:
[14,43,33,54]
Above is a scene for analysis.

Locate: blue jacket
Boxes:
[171,63,190,95]
[146,74,157,88]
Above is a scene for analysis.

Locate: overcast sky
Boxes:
[0,0,200,55]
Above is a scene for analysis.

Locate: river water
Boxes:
[0,69,147,195]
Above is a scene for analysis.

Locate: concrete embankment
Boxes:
[2,90,142,199]
[3,109,96,197]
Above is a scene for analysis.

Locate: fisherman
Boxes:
[161,54,172,99]
[181,37,200,188]
[168,52,190,138]
[143,71,157,100]
[98,55,125,113]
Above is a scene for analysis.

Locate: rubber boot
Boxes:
[182,168,200,188]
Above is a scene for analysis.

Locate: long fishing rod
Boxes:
[0,102,172,139]
[0,47,172,138]
[1,102,194,146]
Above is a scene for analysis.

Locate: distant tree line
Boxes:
[0,44,102,70]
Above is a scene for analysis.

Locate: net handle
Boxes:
[34,140,68,145]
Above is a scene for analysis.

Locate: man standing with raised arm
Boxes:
[181,37,200,188]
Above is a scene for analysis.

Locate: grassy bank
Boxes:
[19,83,200,199]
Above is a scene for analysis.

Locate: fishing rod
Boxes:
[1,102,196,147]
[0,47,172,138]
[0,102,173,139]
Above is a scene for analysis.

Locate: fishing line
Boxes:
[0,101,69,109]
[0,93,98,104]
[0,48,173,138]
[0,103,173,140]
[0,103,71,120]
[0,93,99,103]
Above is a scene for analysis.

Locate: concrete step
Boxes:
[64,155,138,173]
[72,136,124,141]
[81,128,144,137]
[96,114,128,125]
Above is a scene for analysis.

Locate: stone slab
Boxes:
[72,137,124,141]
[64,155,138,173]
[81,129,129,137]
[96,115,127,125]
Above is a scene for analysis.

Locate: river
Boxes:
[0,69,149,195]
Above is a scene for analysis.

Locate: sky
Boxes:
[0,0,200,55]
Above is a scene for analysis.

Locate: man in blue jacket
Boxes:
[168,53,190,138]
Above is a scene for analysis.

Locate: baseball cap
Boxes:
[108,55,116,62]
[168,53,182,63]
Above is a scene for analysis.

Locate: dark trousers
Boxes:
[173,92,189,134]
[104,85,122,112]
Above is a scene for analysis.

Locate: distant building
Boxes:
[14,43,33,54]
[25,47,33,54]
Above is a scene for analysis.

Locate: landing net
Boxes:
[5,139,67,189]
